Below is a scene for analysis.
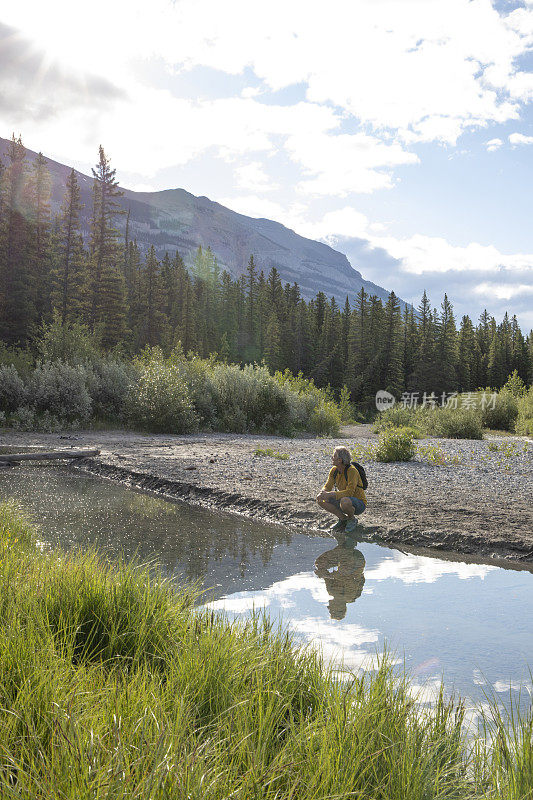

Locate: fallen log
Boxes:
[0,449,100,464]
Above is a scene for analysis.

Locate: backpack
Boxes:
[335,461,368,491]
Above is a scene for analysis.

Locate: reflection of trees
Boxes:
[1,467,293,590]
[314,541,366,620]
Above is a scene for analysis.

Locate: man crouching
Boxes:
[317,446,367,535]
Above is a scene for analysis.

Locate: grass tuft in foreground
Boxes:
[0,501,532,798]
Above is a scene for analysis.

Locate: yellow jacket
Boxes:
[323,465,367,506]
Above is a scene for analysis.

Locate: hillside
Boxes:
[0,137,404,307]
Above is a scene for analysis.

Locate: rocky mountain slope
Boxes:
[0,137,405,307]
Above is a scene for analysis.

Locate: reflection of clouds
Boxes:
[205,572,387,672]
[473,669,488,686]
[206,571,330,613]
[366,552,496,584]
[288,616,389,673]
[492,680,532,695]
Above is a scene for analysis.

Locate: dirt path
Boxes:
[1,426,532,567]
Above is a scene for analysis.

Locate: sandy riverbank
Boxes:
[1,426,532,566]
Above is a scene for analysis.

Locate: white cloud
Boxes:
[158,0,533,144]
[234,161,278,192]
[486,137,503,151]
[5,0,533,153]
[509,132,533,146]
[286,132,419,196]
[473,282,533,300]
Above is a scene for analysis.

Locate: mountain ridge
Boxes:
[0,136,406,308]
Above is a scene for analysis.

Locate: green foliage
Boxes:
[516,386,533,435]
[416,406,484,439]
[417,443,462,466]
[34,311,102,364]
[254,448,289,460]
[308,399,342,436]
[29,361,92,421]
[375,428,416,462]
[4,504,532,800]
[0,364,26,412]
[338,384,354,422]
[88,358,134,420]
[480,388,519,431]
[2,139,533,419]
[0,341,34,375]
[375,404,483,439]
[126,349,199,434]
[373,405,417,432]
[503,369,527,398]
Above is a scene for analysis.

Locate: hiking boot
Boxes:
[330,519,347,533]
[345,518,358,534]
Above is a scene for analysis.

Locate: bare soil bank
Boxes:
[1,426,532,567]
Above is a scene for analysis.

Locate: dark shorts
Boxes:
[330,496,366,515]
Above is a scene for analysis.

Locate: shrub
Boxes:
[308,399,342,436]
[0,342,33,376]
[502,369,527,398]
[28,361,92,421]
[0,364,27,412]
[338,384,354,422]
[126,353,199,434]
[88,359,133,420]
[480,388,519,431]
[415,406,483,439]
[375,428,416,462]
[516,387,533,435]
[8,405,36,431]
[373,405,416,432]
[34,311,101,364]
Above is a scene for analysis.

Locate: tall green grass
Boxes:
[0,501,531,799]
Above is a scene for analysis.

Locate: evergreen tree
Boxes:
[50,168,87,330]
[136,246,167,348]
[0,135,34,344]
[402,306,418,391]
[410,291,436,391]
[435,293,458,394]
[88,145,125,332]
[264,311,282,373]
[28,152,52,320]
[380,291,404,396]
[457,315,479,391]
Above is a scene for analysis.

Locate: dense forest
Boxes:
[1,135,532,407]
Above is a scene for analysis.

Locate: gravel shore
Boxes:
[1,426,532,566]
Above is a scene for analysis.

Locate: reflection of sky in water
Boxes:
[207,542,533,705]
[1,463,532,707]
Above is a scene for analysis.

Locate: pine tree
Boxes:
[476,310,492,387]
[27,152,52,321]
[264,311,282,373]
[0,135,34,344]
[50,169,87,330]
[457,315,479,391]
[88,145,125,332]
[380,291,404,396]
[403,306,418,391]
[136,246,167,348]
[435,293,458,394]
[410,291,436,392]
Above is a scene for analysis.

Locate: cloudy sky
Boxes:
[2,0,532,329]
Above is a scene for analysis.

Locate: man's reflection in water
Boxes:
[314,538,366,620]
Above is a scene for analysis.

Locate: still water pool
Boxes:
[1,464,532,708]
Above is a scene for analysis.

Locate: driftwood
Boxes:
[0,449,100,464]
